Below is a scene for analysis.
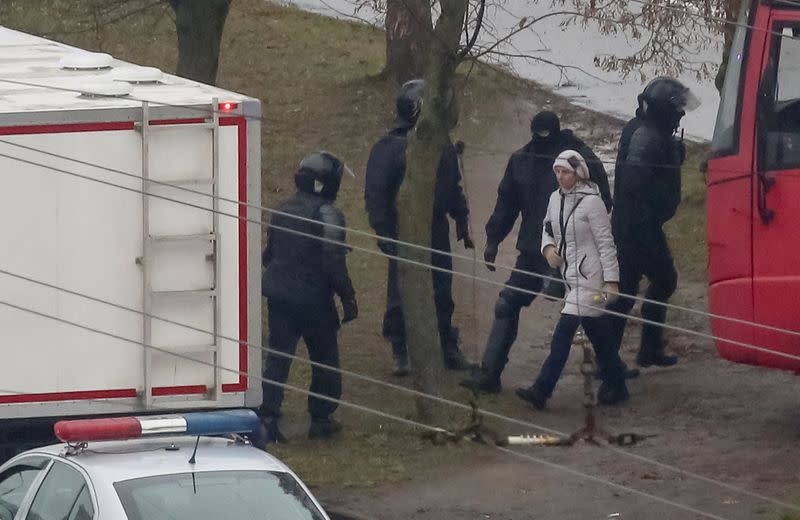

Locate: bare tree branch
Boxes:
[457,0,485,59]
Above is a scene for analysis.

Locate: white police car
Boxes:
[0,410,329,520]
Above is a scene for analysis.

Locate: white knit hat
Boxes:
[553,149,589,180]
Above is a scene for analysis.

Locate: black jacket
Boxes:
[365,125,470,253]
[612,117,682,247]
[485,130,612,256]
[262,191,355,308]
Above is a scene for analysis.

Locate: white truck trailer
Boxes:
[0,27,263,450]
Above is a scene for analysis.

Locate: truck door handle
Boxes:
[757,172,776,224]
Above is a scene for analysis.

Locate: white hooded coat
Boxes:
[542,151,619,317]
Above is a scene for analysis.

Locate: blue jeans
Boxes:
[533,314,626,398]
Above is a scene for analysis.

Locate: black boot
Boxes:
[598,381,630,405]
[442,328,476,371]
[308,417,342,440]
[472,299,520,383]
[391,342,410,376]
[638,299,677,367]
[254,415,287,447]
[459,368,502,394]
[443,348,475,371]
[515,386,547,410]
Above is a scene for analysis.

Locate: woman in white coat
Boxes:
[516,150,629,409]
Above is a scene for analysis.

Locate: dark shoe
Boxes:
[636,351,678,368]
[392,352,410,377]
[257,416,287,446]
[515,386,547,410]
[459,371,502,394]
[308,417,342,440]
[598,382,630,406]
[444,349,476,371]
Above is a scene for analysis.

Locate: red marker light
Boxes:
[55,417,142,443]
[220,102,238,112]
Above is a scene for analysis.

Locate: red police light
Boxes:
[55,417,142,443]
[220,102,238,112]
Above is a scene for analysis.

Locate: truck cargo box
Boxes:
[0,27,262,419]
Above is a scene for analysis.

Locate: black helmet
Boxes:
[395,79,425,129]
[295,151,346,200]
[637,77,700,129]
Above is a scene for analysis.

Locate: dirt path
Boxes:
[318,91,800,519]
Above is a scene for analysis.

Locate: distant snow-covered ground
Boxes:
[280,0,723,142]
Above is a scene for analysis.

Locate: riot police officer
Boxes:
[260,151,358,443]
[605,77,699,368]
[460,111,613,394]
[365,79,474,376]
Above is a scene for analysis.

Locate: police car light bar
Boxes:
[54,410,259,443]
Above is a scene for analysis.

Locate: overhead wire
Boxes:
[7,146,800,365]
[2,264,796,513]
[3,137,800,347]
[1,148,800,511]
[0,296,749,520]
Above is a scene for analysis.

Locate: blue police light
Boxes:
[184,410,260,436]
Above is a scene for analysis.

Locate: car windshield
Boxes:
[114,470,326,520]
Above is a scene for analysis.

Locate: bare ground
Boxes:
[317,90,800,519]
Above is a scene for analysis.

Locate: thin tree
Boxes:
[395,0,484,421]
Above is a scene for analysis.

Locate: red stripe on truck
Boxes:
[0,116,251,401]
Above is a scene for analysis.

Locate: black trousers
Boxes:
[261,299,341,420]
[605,234,678,355]
[533,314,626,398]
[382,243,458,355]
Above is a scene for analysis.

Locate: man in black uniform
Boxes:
[365,79,474,376]
[605,77,698,368]
[260,151,358,443]
[460,111,614,394]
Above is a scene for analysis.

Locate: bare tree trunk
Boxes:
[168,0,232,85]
[396,0,467,421]
[383,0,433,85]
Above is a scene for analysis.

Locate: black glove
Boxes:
[456,220,475,250]
[377,239,398,257]
[342,297,358,324]
[484,243,498,272]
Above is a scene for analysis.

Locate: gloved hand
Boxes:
[483,243,498,272]
[543,245,562,269]
[456,220,475,250]
[341,297,358,324]
[377,239,398,257]
[602,282,619,305]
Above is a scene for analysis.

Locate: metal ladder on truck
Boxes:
[136,99,223,408]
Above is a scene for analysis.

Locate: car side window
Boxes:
[25,462,93,520]
[0,457,49,520]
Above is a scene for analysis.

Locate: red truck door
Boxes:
[707,1,767,366]
[751,11,800,370]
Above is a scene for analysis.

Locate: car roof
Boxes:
[16,436,291,483]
